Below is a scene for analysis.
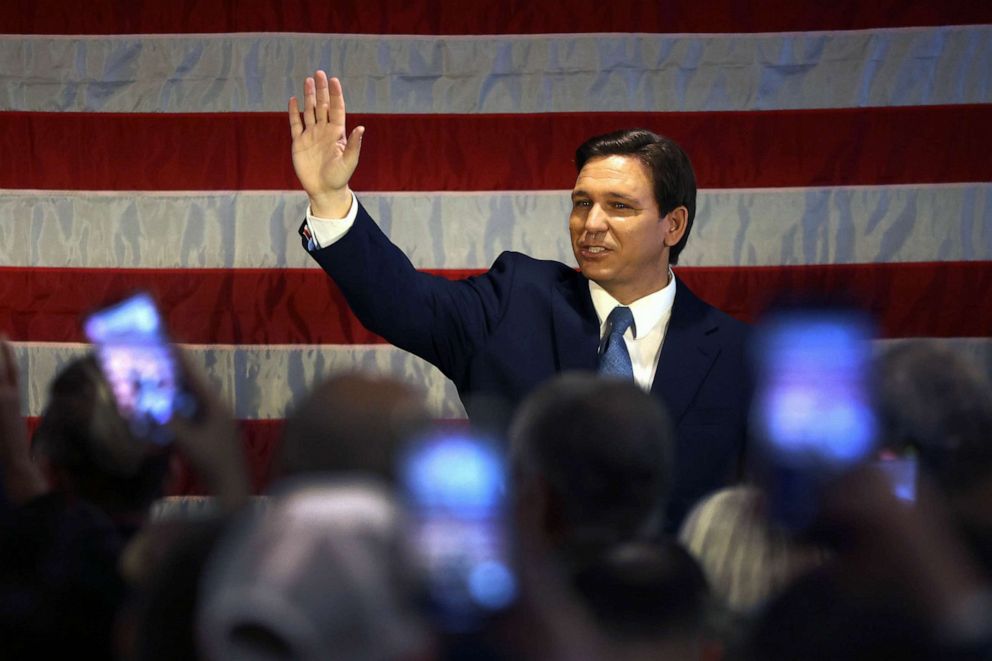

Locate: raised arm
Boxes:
[288,70,365,218]
[0,337,47,505]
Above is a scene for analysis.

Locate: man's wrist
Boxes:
[309,188,353,219]
[304,191,359,250]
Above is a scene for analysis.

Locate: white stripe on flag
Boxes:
[14,339,992,420]
[14,342,465,419]
[4,184,989,269]
[3,26,990,113]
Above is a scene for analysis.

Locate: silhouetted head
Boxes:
[32,354,169,516]
[875,343,992,494]
[275,373,431,484]
[509,373,675,558]
[197,478,430,661]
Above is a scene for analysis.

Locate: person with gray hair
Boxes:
[678,486,827,614]
[678,485,828,656]
[197,477,433,661]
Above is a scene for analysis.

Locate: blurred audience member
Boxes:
[0,341,156,657]
[0,339,47,507]
[274,372,432,484]
[679,485,828,655]
[121,349,251,660]
[738,341,992,659]
[876,342,992,571]
[196,477,433,661]
[746,467,992,659]
[124,516,231,661]
[680,486,827,612]
[875,343,992,493]
[31,354,170,531]
[571,541,710,661]
[509,374,675,567]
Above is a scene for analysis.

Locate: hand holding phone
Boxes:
[399,431,518,631]
[84,293,197,445]
[749,308,878,531]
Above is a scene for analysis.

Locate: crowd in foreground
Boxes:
[1,335,991,660]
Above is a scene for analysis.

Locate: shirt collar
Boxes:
[589,270,677,339]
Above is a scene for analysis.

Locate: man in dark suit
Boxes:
[289,71,750,527]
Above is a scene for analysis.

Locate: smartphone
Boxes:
[749,308,878,530]
[399,430,518,632]
[83,292,195,445]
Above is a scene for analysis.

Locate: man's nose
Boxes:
[583,204,608,233]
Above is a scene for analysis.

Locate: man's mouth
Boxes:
[586,246,606,254]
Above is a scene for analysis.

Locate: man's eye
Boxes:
[612,202,628,209]
[573,200,591,208]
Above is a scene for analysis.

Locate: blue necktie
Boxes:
[599,306,635,380]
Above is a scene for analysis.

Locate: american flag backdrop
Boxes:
[2,1,991,491]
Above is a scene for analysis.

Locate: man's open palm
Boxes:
[288,70,364,216]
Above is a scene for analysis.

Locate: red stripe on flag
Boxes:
[2,106,991,191]
[3,0,991,35]
[3,262,991,342]
[167,419,285,494]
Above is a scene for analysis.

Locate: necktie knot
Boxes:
[599,306,635,380]
[606,306,635,340]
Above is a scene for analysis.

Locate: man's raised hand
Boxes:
[288,70,365,218]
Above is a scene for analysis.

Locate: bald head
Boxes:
[275,373,431,483]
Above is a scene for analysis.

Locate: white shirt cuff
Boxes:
[304,191,358,249]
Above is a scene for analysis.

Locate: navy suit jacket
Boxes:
[304,201,751,527]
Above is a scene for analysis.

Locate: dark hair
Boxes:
[575,128,697,265]
[509,373,675,548]
[875,343,992,493]
[571,541,709,641]
[32,355,168,512]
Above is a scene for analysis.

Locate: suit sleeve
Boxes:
[304,200,516,384]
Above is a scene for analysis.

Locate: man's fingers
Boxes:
[315,70,331,124]
[288,97,304,139]
[302,76,317,127]
[343,125,365,167]
[328,75,347,130]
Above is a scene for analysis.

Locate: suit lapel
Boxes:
[551,274,600,373]
[651,279,722,425]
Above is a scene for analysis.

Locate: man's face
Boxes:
[569,155,682,304]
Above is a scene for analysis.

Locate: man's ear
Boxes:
[663,206,689,248]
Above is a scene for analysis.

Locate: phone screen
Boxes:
[750,309,878,529]
[752,310,877,469]
[399,431,518,631]
[83,293,190,445]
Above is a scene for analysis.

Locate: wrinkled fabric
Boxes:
[3,185,989,270]
[14,343,464,419]
[2,27,991,113]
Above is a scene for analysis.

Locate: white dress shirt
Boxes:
[304,192,360,249]
[589,274,677,392]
